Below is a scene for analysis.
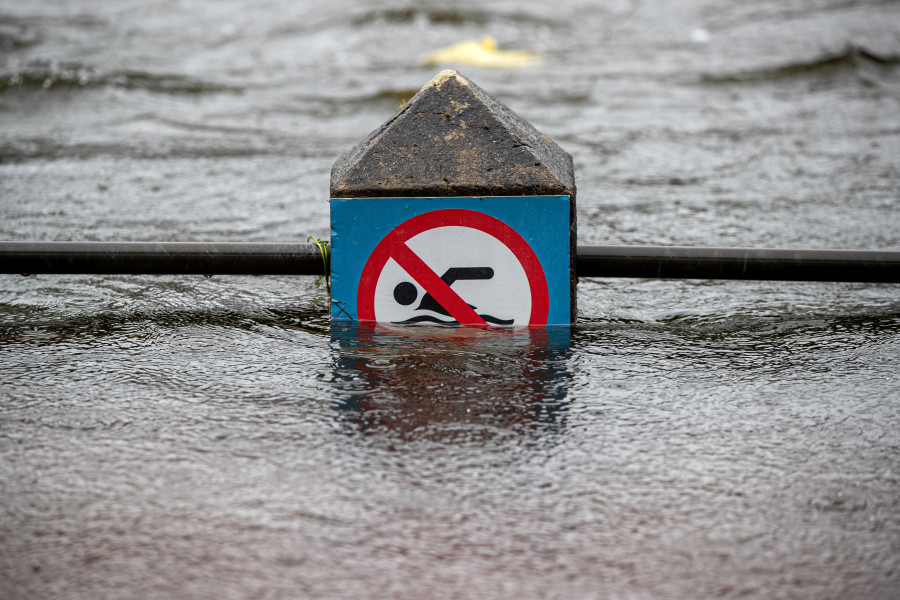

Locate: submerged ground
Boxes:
[1,0,899,598]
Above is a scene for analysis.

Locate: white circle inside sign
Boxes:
[372,226,532,326]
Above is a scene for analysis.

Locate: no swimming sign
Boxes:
[330,196,571,327]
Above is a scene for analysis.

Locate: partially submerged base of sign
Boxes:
[331,197,570,326]
[331,321,571,435]
[330,69,577,325]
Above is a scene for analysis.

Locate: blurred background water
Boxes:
[1,1,899,598]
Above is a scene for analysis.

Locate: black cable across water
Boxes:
[1,242,898,283]
[575,245,900,283]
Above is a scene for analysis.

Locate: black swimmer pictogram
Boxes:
[392,267,513,325]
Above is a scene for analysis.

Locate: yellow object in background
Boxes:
[421,36,538,68]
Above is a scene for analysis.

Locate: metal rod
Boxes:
[576,245,900,283]
[1,242,898,283]
[0,242,330,275]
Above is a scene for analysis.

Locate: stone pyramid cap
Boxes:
[330,70,575,198]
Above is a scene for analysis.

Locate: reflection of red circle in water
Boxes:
[357,209,549,327]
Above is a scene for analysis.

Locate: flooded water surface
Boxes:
[1,1,899,598]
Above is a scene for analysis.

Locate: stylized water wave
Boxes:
[397,314,515,326]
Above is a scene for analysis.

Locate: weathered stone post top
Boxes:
[331,70,575,199]
[330,70,577,326]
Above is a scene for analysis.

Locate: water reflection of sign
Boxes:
[330,323,571,440]
[358,209,548,327]
[330,196,571,325]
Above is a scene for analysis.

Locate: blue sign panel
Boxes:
[330,196,571,326]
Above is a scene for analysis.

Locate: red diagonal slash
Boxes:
[390,242,489,328]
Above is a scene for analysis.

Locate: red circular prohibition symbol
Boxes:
[357,209,549,327]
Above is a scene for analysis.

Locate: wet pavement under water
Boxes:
[1,1,899,598]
